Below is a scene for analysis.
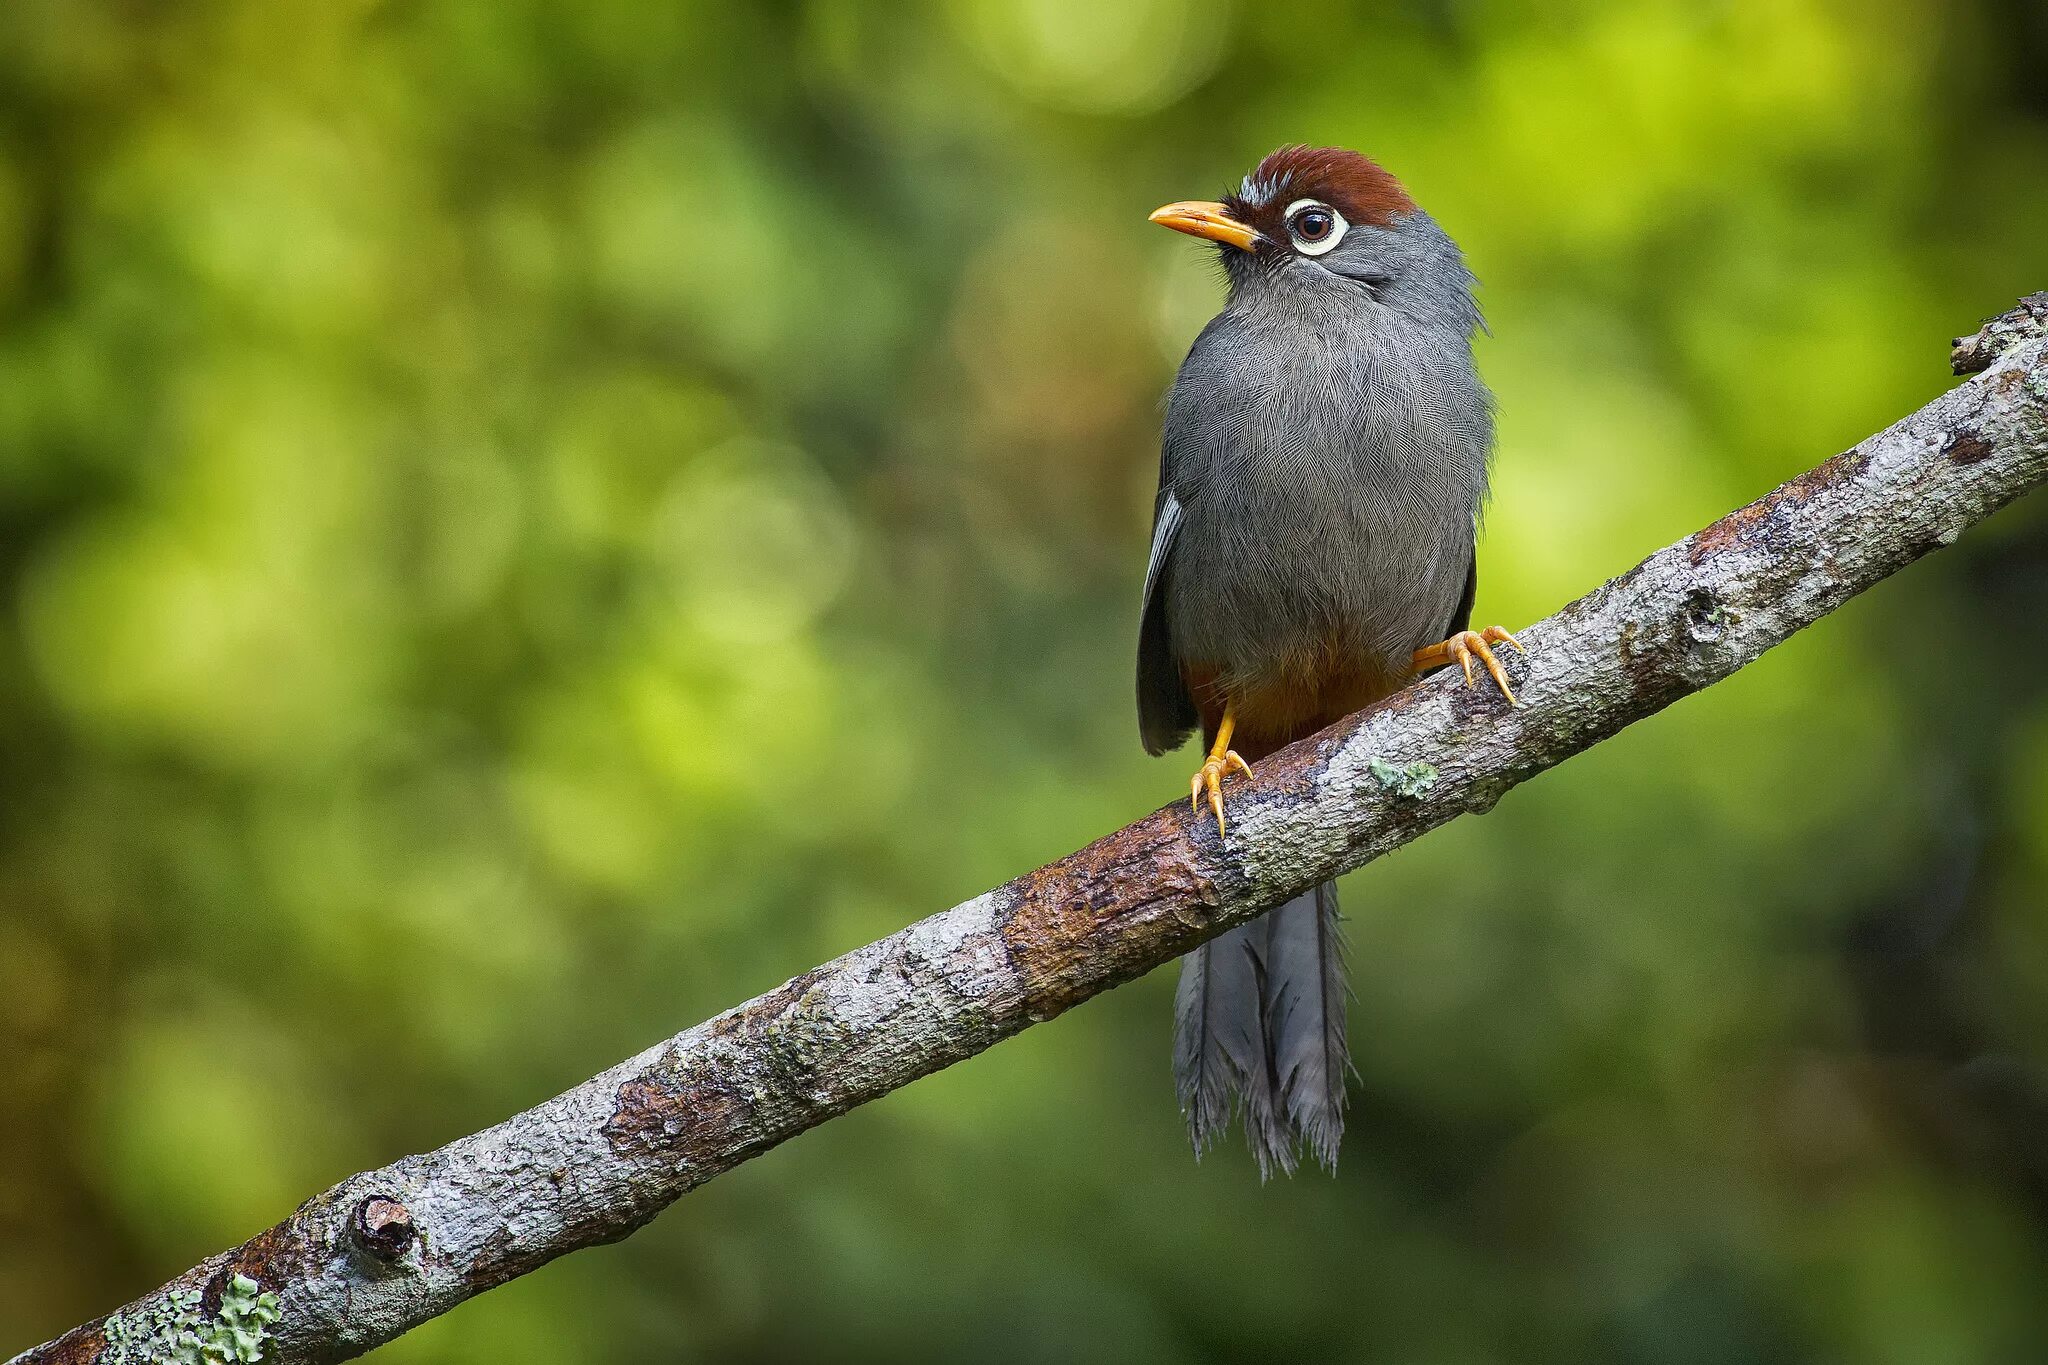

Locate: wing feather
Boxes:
[1137,488,1197,754]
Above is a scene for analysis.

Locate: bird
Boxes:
[1140,145,1522,1176]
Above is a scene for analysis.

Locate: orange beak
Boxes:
[1148,200,1261,252]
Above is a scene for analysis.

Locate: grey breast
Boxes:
[1159,271,1492,691]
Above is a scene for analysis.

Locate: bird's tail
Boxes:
[1172,882,1351,1177]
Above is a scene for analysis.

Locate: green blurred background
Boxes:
[4,0,2047,1361]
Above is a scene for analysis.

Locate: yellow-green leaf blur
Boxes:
[3,1,2046,1361]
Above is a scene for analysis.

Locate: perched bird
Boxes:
[1141,145,1521,1175]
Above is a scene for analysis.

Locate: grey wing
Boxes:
[1140,313,1247,756]
[1137,485,1198,755]
[1443,548,1477,641]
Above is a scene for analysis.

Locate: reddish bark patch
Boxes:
[1946,430,1993,464]
[1687,447,1870,565]
[997,815,1222,1019]
[170,1211,322,1332]
[7,1323,108,1365]
[463,1223,570,1294]
[602,1052,752,1171]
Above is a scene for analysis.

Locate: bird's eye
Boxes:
[1283,199,1348,256]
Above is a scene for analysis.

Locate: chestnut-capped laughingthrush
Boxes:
[1141,145,1522,1176]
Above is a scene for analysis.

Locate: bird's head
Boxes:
[1152,145,1469,320]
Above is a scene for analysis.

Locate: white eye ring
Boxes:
[1282,198,1347,256]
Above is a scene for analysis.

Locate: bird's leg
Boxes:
[1412,626,1528,706]
[1190,703,1254,835]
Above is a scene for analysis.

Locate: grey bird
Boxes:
[1141,145,1523,1176]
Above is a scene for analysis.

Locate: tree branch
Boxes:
[15,300,2048,1365]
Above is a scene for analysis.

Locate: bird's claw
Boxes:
[1190,750,1253,835]
[1414,626,1526,706]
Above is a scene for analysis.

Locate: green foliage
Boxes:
[2,2,2046,1364]
[101,1277,281,1365]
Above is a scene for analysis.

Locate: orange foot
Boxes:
[1191,747,1253,836]
[1189,704,1253,836]
[1413,626,1527,706]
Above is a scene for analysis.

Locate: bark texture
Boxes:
[13,300,2048,1365]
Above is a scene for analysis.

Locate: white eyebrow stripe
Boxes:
[1241,171,1287,203]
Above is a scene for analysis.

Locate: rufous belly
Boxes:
[1181,646,1411,763]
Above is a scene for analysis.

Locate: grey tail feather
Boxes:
[1172,882,1350,1178]
[1263,882,1351,1172]
[1172,919,1284,1173]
